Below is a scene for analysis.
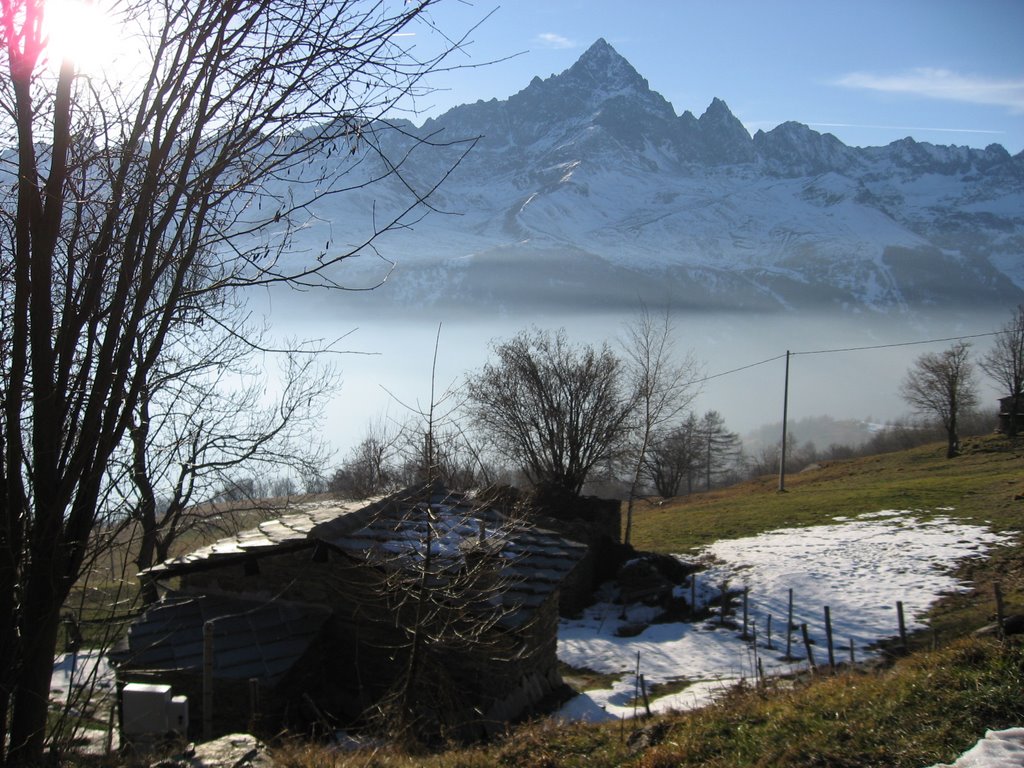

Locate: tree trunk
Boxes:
[135,522,161,605]
[6,569,64,765]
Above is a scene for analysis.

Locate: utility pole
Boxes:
[778,350,790,493]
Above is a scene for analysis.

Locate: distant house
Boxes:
[996,395,1024,435]
[111,484,587,742]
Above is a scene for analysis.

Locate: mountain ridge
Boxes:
[300,39,1024,316]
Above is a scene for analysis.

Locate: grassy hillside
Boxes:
[629,435,1024,642]
[630,434,1024,555]
[75,437,1024,767]
[276,437,1023,768]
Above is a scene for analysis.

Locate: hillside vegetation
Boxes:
[72,437,1024,767]
[266,436,1024,768]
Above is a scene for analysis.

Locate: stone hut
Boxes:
[112,484,586,742]
[996,394,1024,435]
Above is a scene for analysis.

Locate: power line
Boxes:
[697,353,787,384]
[792,331,999,357]
[698,329,998,383]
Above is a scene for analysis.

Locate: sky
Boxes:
[410,0,1024,154]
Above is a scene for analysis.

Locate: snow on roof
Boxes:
[142,498,369,577]
[143,484,587,629]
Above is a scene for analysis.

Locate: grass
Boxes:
[629,434,1024,550]
[63,436,1024,767]
[558,662,623,694]
[626,637,1024,768]
[630,435,1024,640]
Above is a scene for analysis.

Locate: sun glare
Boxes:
[43,0,123,74]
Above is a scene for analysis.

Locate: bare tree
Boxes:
[395,421,486,490]
[620,304,700,543]
[0,0,473,760]
[465,328,634,496]
[374,323,490,491]
[331,414,406,499]
[643,409,741,495]
[362,485,531,743]
[645,412,701,497]
[981,305,1024,437]
[125,318,339,603]
[900,342,980,458]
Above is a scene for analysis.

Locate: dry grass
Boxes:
[62,436,1024,766]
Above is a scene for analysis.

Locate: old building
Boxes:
[996,394,1024,435]
[111,484,587,742]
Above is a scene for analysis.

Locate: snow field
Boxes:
[556,508,1015,722]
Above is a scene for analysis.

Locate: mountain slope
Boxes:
[293,39,1024,315]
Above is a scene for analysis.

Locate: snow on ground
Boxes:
[927,729,1024,768]
[49,507,1018,764]
[556,508,1014,723]
[50,650,113,706]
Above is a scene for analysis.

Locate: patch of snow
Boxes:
[50,651,113,705]
[927,728,1024,768]
[556,509,1015,722]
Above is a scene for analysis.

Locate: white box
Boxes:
[122,682,171,736]
[168,695,189,734]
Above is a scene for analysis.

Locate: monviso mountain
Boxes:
[297,38,1024,316]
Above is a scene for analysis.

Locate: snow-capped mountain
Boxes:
[300,38,1024,316]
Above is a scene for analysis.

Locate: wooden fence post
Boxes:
[785,588,794,659]
[897,601,908,654]
[742,587,750,640]
[824,606,835,672]
[203,620,214,741]
[632,651,641,719]
[766,614,773,650]
[801,623,816,671]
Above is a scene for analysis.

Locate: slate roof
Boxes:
[144,498,367,577]
[144,485,587,630]
[110,593,330,685]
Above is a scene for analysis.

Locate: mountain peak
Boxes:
[581,37,626,67]
[566,38,647,93]
[700,97,738,122]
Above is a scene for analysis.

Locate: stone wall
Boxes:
[170,546,563,741]
[527,490,626,615]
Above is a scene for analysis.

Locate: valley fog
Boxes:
[260,285,1008,461]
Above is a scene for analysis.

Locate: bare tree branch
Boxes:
[0,1,478,760]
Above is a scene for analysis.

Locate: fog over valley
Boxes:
[261,283,1010,459]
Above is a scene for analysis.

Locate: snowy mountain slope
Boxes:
[280,38,1024,315]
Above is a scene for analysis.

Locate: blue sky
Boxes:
[412,0,1024,154]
